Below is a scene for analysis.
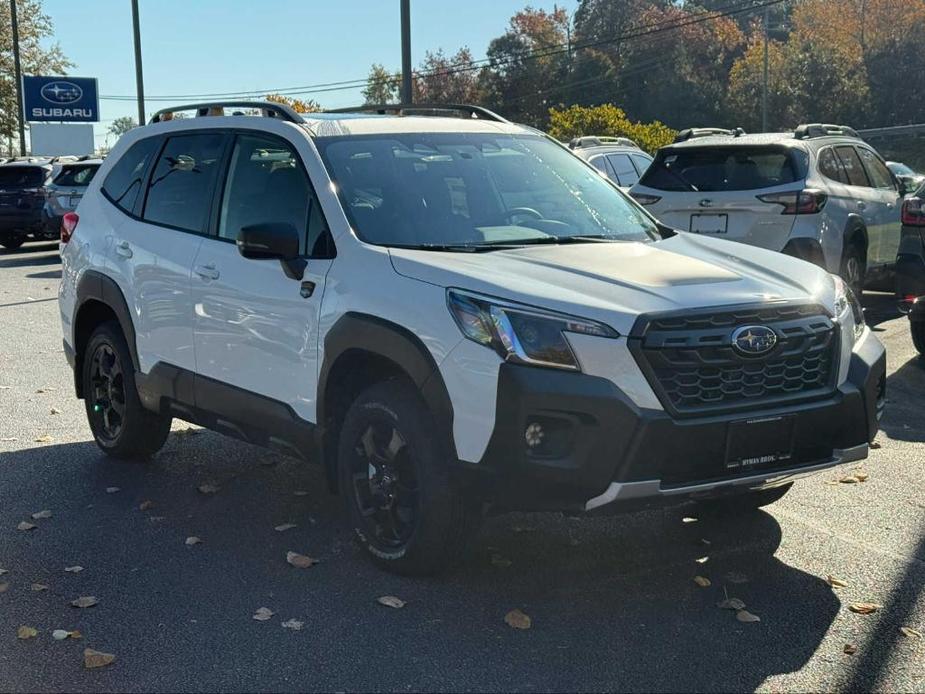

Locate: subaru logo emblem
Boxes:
[40,81,83,105]
[699,199,713,208]
[731,325,778,356]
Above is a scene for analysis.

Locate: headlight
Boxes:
[833,275,865,342]
[447,289,619,370]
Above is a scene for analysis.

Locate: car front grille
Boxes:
[631,304,839,417]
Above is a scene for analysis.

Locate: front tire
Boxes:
[912,320,925,355]
[841,244,867,296]
[695,483,792,516]
[337,380,481,575]
[82,321,171,459]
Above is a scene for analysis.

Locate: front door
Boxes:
[191,132,333,424]
[857,146,902,266]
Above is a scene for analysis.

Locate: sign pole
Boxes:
[131,0,145,125]
[400,0,412,104]
[10,0,26,155]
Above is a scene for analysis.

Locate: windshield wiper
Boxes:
[387,242,505,253]
[480,235,622,247]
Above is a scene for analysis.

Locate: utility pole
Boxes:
[400,0,412,104]
[131,0,146,125]
[762,5,769,132]
[10,0,26,155]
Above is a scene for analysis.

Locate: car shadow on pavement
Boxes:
[25,269,62,280]
[861,291,900,331]
[880,355,925,443]
[0,247,60,269]
[0,432,841,692]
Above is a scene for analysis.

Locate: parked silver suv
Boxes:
[568,136,653,190]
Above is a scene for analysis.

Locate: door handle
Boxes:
[194,264,220,281]
[115,241,133,258]
[856,201,867,211]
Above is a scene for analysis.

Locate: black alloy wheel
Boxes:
[88,343,126,442]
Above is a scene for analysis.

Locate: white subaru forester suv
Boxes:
[59,102,885,575]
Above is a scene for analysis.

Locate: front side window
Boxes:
[54,164,99,187]
[639,146,805,192]
[315,133,658,249]
[607,153,640,187]
[102,137,161,213]
[143,133,226,232]
[834,146,870,188]
[218,134,329,256]
[857,147,895,190]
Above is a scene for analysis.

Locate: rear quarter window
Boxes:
[102,137,162,214]
[639,146,807,192]
[54,164,99,187]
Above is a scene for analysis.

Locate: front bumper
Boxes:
[466,329,885,513]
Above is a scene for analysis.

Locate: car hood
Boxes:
[389,233,835,335]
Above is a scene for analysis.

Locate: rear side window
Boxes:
[857,148,895,190]
[639,146,804,192]
[0,167,45,188]
[102,137,161,213]
[143,133,226,233]
[54,164,99,187]
[630,153,653,176]
[818,148,849,184]
[607,154,640,187]
[834,146,870,187]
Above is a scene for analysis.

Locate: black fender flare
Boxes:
[842,215,869,264]
[73,271,139,395]
[317,312,457,479]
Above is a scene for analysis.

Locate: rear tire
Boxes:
[0,235,24,250]
[912,320,925,355]
[82,321,171,460]
[841,243,866,296]
[695,483,792,516]
[337,379,481,575]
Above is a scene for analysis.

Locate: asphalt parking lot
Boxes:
[0,242,923,693]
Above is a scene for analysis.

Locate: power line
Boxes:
[98,0,785,103]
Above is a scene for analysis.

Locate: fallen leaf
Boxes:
[34,435,52,443]
[682,517,698,524]
[0,583,8,593]
[0,437,17,442]
[274,523,297,532]
[17,626,38,640]
[281,619,304,630]
[844,643,858,655]
[900,626,922,638]
[31,583,48,592]
[377,596,406,609]
[50,408,61,415]
[71,596,98,609]
[293,490,309,497]
[854,471,869,482]
[869,441,881,449]
[252,607,275,621]
[286,551,318,569]
[84,648,115,669]
[693,576,711,587]
[491,555,513,568]
[52,629,81,641]
[839,475,860,484]
[0,568,6,575]
[718,598,746,611]
[699,538,712,547]
[138,500,154,511]
[849,602,881,615]
[64,566,83,573]
[504,608,532,630]
[827,575,849,588]
[17,521,36,531]
[105,487,119,494]
[736,609,761,623]
[695,556,709,564]
[185,536,201,546]
[197,483,219,495]
[31,510,52,520]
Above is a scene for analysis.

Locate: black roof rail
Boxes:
[149,101,305,124]
[794,123,860,139]
[568,135,639,149]
[674,127,746,143]
[327,103,509,123]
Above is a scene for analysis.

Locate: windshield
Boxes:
[0,167,45,189]
[315,133,659,249]
[54,164,99,187]
[639,146,806,192]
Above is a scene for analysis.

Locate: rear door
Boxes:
[635,145,801,251]
[856,145,902,266]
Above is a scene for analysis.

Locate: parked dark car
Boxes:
[42,159,103,236]
[896,182,925,308]
[0,161,55,250]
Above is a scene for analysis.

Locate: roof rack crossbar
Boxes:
[149,101,305,124]
[793,123,860,139]
[326,103,509,123]
[568,135,639,149]
[674,127,745,143]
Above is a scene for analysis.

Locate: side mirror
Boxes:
[237,223,306,280]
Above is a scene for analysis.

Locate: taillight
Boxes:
[902,197,925,226]
[61,211,79,244]
[757,189,827,214]
[630,193,661,206]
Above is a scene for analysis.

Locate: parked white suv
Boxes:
[567,136,653,190]
[59,103,885,574]
[629,124,906,294]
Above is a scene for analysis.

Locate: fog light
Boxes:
[524,422,545,448]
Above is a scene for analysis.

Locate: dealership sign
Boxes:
[23,76,100,122]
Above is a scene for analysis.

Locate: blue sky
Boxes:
[40,0,578,147]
